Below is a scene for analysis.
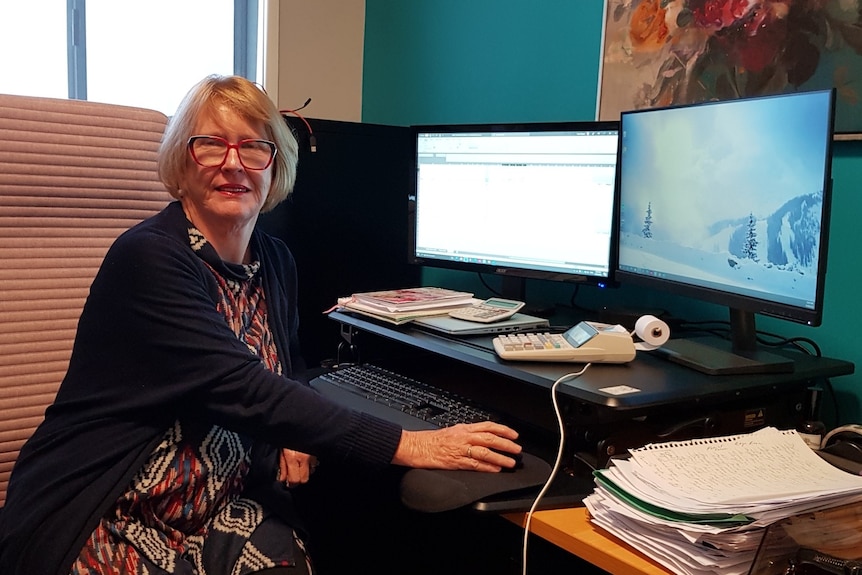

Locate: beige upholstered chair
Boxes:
[0,94,172,506]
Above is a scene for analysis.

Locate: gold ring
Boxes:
[467,446,473,459]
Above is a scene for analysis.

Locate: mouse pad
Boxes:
[399,452,552,513]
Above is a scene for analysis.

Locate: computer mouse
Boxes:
[492,449,524,472]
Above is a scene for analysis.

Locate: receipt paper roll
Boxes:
[634,315,670,350]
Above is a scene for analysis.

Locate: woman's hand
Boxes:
[392,422,521,472]
[278,448,319,487]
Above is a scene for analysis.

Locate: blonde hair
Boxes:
[157,75,299,213]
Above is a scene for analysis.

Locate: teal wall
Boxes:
[361,0,862,425]
[363,0,602,124]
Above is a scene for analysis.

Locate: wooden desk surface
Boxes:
[505,507,672,575]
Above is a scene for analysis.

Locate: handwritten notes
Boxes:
[629,428,862,506]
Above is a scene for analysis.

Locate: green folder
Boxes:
[593,470,754,526]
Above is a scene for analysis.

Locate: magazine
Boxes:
[349,287,474,313]
[337,297,480,325]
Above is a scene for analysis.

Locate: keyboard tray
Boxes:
[310,363,591,512]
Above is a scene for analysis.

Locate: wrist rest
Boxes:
[399,451,552,513]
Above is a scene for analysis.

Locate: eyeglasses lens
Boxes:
[190,137,275,170]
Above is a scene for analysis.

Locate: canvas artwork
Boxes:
[597,0,862,138]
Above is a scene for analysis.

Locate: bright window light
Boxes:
[86,0,235,115]
[0,1,241,116]
[0,1,68,99]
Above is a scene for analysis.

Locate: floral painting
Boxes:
[598,0,862,138]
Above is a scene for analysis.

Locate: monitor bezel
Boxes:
[407,119,622,298]
[614,89,836,330]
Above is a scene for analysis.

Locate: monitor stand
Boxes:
[500,276,555,318]
[656,308,795,376]
[657,337,794,375]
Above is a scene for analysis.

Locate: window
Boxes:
[0,1,68,100]
[0,0,260,116]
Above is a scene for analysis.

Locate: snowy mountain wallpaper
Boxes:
[618,91,833,311]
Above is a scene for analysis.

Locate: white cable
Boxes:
[521,363,591,575]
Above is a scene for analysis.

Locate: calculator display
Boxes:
[562,321,598,348]
[486,298,521,309]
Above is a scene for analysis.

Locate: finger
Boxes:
[288,457,310,485]
[279,451,291,482]
[476,444,519,468]
[465,443,519,469]
[469,430,522,456]
[280,451,305,486]
[466,421,520,440]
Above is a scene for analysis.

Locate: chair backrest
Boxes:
[0,94,172,506]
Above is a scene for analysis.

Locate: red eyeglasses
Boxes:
[187,135,277,170]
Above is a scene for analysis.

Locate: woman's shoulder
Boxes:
[114,202,189,249]
[104,202,199,272]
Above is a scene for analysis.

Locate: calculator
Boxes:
[492,321,636,363]
[448,297,525,323]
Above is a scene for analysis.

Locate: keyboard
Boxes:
[309,363,500,430]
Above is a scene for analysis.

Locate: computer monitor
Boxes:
[616,89,836,375]
[408,121,619,308]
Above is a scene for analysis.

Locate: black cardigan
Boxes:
[0,202,402,575]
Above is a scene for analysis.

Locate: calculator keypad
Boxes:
[496,332,571,352]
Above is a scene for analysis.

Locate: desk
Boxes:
[325,310,855,573]
[505,508,672,575]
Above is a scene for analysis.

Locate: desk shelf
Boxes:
[329,310,853,416]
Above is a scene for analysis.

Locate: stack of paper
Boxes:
[583,427,862,575]
[333,287,478,325]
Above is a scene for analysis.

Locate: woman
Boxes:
[0,75,521,575]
